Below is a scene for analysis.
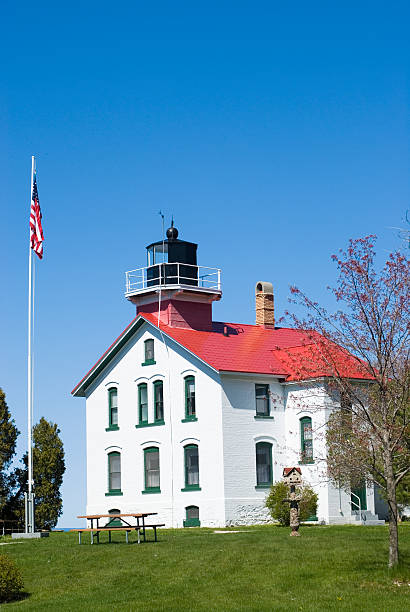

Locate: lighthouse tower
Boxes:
[125,222,222,331]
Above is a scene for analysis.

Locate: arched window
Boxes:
[300,417,313,463]
[255,442,272,487]
[183,444,200,490]
[153,381,164,423]
[107,388,118,430]
[143,447,160,493]
[183,505,200,527]
[138,383,148,425]
[184,376,196,421]
[107,452,122,495]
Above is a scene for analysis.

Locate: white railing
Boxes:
[351,491,364,521]
[125,263,222,294]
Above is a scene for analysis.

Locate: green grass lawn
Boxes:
[1,525,409,611]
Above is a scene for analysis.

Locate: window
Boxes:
[300,417,313,463]
[255,442,272,487]
[106,452,122,495]
[255,384,270,417]
[143,447,160,493]
[183,376,196,421]
[106,388,118,430]
[142,339,155,365]
[183,444,200,490]
[106,508,121,527]
[154,381,164,422]
[138,383,148,424]
[341,394,352,436]
[183,505,200,527]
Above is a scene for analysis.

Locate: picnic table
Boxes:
[73,513,164,545]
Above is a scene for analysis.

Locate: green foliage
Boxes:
[0,388,19,517]
[32,418,65,530]
[0,554,24,603]
[11,418,65,530]
[265,481,318,526]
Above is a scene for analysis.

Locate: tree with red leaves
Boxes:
[287,236,409,568]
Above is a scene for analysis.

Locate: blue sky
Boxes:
[1,2,409,526]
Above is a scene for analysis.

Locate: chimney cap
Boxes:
[255,281,273,295]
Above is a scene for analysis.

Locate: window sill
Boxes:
[254,415,274,420]
[181,486,201,492]
[142,488,161,495]
[105,425,119,431]
[183,519,201,527]
[141,360,156,367]
[298,460,315,465]
[181,416,198,423]
[105,491,123,496]
[255,484,272,489]
[135,420,165,429]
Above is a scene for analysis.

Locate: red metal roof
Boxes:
[141,313,371,381]
[72,313,372,395]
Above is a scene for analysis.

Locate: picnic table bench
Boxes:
[72,513,164,545]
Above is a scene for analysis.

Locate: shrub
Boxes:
[265,481,318,526]
[0,554,24,603]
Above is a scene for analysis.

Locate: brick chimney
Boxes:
[255,281,274,328]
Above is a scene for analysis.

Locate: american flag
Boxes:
[30,173,44,259]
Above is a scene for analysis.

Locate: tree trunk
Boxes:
[385,451,399,567]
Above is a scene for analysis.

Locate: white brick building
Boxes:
[72,224,385,527]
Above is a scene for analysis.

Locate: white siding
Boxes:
[85,322,225,527]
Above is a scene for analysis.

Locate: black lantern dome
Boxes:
[146,223,198,287]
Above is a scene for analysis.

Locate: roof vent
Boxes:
[255,281,274,328]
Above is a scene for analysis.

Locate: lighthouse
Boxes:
[124,222,222,331]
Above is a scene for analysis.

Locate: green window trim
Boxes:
[106,509,122,527]
[181,416,198,423]
[142,339,155,366]
[254,415,274,420]
[108,387,118,428]
[135,420,165,429]
[107,451,121,495]
[184,376,196,419]
[183,518,201,526]
[255,384,270,417]
[105,425,120,432]
[105,491,123,496]
[255,442,273,487]
[184,506,200,527]
[144,447,160,493]
[300,416,314,463]
[153,380,164,422]
[138,383,148,425]
[184,444,200,489]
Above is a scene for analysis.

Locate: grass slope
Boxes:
[1,525,409,611]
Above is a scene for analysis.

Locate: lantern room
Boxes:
[124,222,222,330]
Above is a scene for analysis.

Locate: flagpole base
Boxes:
[11,532,49,539]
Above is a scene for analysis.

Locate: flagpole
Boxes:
[27,155,35,533]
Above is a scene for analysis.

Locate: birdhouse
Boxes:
[283,467,302,485]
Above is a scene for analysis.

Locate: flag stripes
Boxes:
[30,174,44,259]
